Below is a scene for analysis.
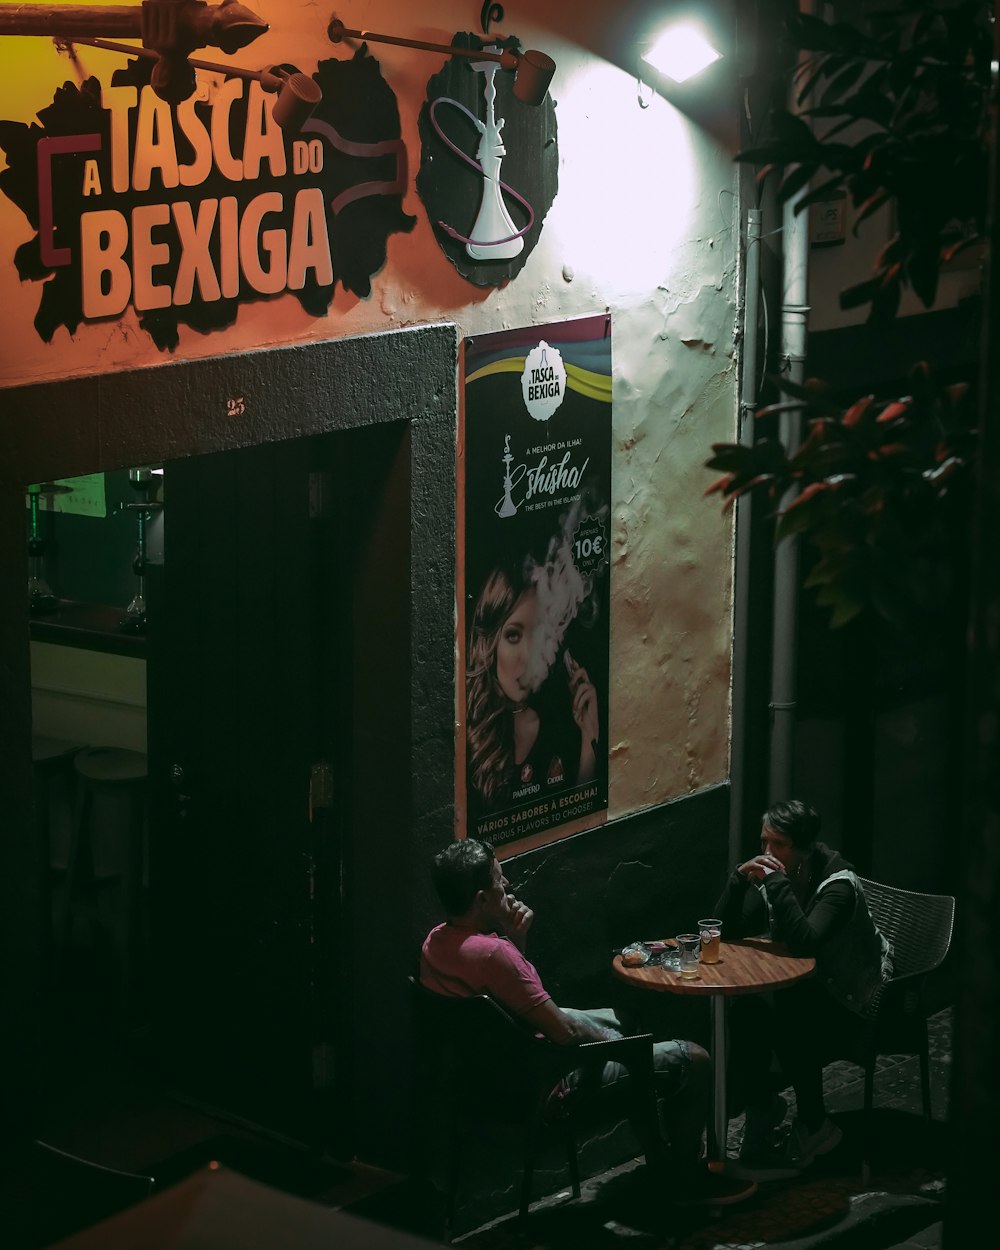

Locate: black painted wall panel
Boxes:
[0,328,460,1166]
[0,328,734,1200]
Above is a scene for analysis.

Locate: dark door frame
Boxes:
[0,325,459,1164]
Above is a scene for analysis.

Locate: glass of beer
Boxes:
[676,933,702,979]
[698,918,722,964]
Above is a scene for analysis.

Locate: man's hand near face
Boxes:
[737,853,785,882]
[501,897,534,952]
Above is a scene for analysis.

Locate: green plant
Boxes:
[707,1,988,626]
[747,2,990,318]
[705,367,974,626]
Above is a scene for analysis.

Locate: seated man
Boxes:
[715,799,893,1178]
[420,838,755,1207]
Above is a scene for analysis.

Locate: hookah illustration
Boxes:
[430,50,536,260]
[470,52,522,260]
[497,434,519,518]
[325,19,553,260]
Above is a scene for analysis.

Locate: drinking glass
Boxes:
[676,933,702,979]
[698,917,723,964]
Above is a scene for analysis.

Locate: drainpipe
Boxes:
[768,184,808,804]
[728,207,763,867]
[767,0,815,804]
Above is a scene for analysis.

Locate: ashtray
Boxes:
[644,940,680,969]
[620,943,650,967]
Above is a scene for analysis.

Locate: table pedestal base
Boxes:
[710,996,728,1162]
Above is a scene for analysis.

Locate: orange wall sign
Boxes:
[0,52,414,349]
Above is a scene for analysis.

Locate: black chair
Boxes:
[409,976,662,1238]
[6,1140,155,1248]
[856,878,955,1118]
[845,878,955,1177]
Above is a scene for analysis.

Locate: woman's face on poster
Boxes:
[496,589,539,705]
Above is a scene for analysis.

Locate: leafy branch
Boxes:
[707,3,988,628]
[741,2,991,319]
[706,367,974,627]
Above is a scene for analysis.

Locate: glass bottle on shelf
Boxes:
[120,467,162,634]
[26,481,71,613]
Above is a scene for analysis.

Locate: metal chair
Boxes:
[857,877,955,1120]
[845,878,955,1178]
[408,976,662,1239]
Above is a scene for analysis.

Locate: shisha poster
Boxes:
[464,315,612,852]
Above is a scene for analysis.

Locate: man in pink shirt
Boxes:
[420,839,755,1207]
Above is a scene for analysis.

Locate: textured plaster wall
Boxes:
[0,0,738,821]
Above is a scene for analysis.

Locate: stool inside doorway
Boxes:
[57,746,148,1020]
[32,735,87,978]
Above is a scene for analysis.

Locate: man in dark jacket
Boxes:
[715,800,891,1178]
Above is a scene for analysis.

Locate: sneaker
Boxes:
[741,1092,788,1152]
[785,1116,843,1168]
[727,1141,802,1182]
[728,1117,844,1182]
[726,1093,798,1181]
[670,1166,758,1207]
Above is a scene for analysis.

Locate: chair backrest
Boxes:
[409,975,569,1123]
[11,1140,155,1248]
[858,877,955,981]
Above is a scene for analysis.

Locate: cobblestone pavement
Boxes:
[457,1010,951,1250]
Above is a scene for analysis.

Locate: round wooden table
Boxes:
[613,937,815,1162]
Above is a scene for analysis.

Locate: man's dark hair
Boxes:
[763,799,821,849]
[431,838,495,916]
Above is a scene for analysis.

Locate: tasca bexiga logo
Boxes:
[520,340,567,421]
[0,53,414,350]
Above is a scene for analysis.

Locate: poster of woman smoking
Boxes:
[463,314,612,852]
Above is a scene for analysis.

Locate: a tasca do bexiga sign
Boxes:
[0,53,414,350]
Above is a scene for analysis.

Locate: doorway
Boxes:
[0,328,458,1171]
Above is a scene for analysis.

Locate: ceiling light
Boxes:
[642,22,721,84]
